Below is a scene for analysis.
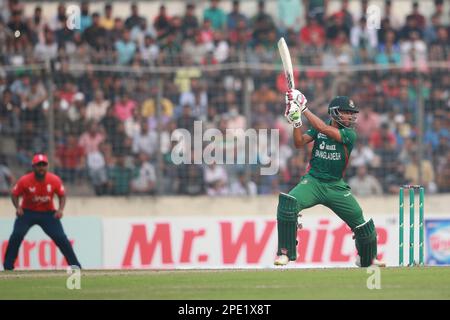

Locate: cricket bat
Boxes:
[277,37,295,89]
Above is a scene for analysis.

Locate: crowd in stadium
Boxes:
[0,0,449,196]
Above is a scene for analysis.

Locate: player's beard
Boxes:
[34,169,47,180]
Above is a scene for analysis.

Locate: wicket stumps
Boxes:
[399,185,425,266]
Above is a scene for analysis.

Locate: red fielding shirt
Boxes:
[11,172,65,212]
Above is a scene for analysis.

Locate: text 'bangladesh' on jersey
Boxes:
[305,125,357,181]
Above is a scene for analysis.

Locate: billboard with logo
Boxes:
[102,215,397,269]
[425,219,450,265]
[0,217,102,270]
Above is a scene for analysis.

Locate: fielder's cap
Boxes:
[32,154,48,165]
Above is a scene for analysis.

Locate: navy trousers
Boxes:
[3,209,81,270]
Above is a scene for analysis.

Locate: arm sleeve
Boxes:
[305,127,318,139]
[339,128,357,146]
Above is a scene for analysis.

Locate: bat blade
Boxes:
[277,37,295,89]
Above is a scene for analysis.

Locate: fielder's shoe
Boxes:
[274,254,289,266]
[355,255,386,268]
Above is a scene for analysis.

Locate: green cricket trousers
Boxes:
[289,173,365,230]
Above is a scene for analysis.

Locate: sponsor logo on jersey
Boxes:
[32,195,51,203]
[317,133,328,139]
[29,186,36,193]
[319,141,326,150]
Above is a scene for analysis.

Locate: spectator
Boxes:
[400,31,427,72]
[100,106,120,138]
[114,91,137,121]
[55,134,85,184]
[436,149,450,192]
[374,137,400,184]
[429,27,449,62]
[125,107,142,138]
[34,29,58,62]
[140,34,159,66]
[382,0,401,30]
[55,16,75,50]
[131,153,156,195]
[107,155,135,195]
[132,121,158,157]
[213,31,230,63]
[399,15,422,41]
[405,151,436,193]
[370,122,396,150]
[356,106,380,140]
[79,1,92,33]
[22,77,47,126]
[432,0,447,26]
[375,30,401,65]
[110,122,133,157]
[251,0,276,45]
[424,13,441,43]
[424,117,447,153]
[83,12,107,50]
[115,29,136,65]
[204,161,229,196]
[230,171,257,196]
[348,165,383,196]
[141,86,174,130]
[68,100,89,137]
[406,1,426,30]
[305,0,326,24]
[49,3,66,31]
[153,5,171,39]
[86,89,109,122]
[331,0,353,30]
[131,18,156,48]
[283,153,306,191]
[326,12,350,43]
[27,6,46,45]
[7,8,31,42]
[350,140,380,170]
[109,17,125,44]
[125,2,146,30]
[177,104,197,133]
[277,0,304,33]
[182,3,199,41]
[86,142,108,195]
[177,161,205,196]
[350,17,378,50]
[299,15,326,47]
[198,18,215,51]
[227,0,247,31]
[79,122,105,155]
[0,155,14,196]
[16,121,44,166]
[203,0,226,31]
[100,3,114,30]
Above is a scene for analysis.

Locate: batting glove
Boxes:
[285,89,308,113]
[285,101,303,128]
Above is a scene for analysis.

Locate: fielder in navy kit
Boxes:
[3,154,81,270]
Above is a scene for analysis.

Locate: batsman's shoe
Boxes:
[274,254,289,266]
[355,255,386,268]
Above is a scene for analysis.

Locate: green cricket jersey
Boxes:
[305,123,357,181]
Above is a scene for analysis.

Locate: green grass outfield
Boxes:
[0,267,449,300]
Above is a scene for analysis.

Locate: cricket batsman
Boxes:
[3,154,81,270]
[274,89,385,267]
